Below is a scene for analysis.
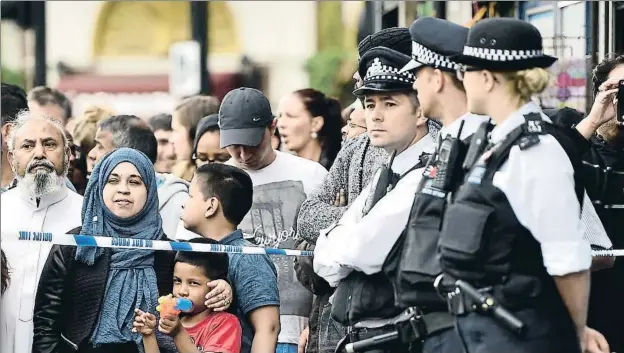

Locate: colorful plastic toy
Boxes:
[156,296,193,317]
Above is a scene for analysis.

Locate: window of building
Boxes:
[616,1,624,53]
[560,1,586,58]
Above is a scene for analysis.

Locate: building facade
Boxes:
[4,1,619,117]
[519,1,624,112]
[1,1,365,118]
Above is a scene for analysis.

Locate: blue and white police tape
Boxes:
[592,249,624,257]
[3,230,622,258]
[1,231,314,257]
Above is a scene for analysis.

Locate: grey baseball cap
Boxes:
[219,87,274,148]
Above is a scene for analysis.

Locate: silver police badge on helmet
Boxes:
[365,58,386,80]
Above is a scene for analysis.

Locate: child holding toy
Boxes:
[133,239,242,353]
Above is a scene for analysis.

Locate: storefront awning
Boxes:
[56,73,240,101]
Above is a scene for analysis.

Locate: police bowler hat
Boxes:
[450,18,557,71]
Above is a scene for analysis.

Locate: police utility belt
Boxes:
[434,274,526,337]
[343,307,456,353]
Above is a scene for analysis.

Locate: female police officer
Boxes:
[437,18,592,353]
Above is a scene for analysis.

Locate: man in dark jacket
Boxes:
[546,53,624,353]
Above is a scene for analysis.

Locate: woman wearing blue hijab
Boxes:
[33,148,177,353]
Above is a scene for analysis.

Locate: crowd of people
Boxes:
[1,15,624,353]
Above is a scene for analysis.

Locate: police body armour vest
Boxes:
[438,114,583,308]
[384,128,476,309]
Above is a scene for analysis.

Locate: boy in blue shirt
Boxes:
[181,163,280,353]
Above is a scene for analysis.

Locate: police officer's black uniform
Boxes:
[381,17,490,353]
[328,47,432,353]
[437,18,589,353]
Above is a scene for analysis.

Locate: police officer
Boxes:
[437,18,591,353]
[313,46,436,353]
[379,17,491,353]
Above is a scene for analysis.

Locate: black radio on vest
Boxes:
[362,150,398,216]
[431,120,465,192]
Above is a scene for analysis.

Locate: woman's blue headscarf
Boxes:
[75,148,171,350]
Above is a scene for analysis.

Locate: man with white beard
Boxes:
[0,112,83,353]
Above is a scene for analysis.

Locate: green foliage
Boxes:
[308,2,357,105]
[305,50,348,97]
[317,1,344,51]
[1,66,25,88]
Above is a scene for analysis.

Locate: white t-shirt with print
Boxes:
[228,151,327,344]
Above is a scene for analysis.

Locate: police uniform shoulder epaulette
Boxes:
[516,113,546,151]
[517,135,541,150]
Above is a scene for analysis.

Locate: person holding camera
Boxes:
[548,53,624,353]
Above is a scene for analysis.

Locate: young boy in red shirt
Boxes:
[133,239,242,353]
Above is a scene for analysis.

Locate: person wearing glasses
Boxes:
[192,114,231,166]
[341,99,367,141]
[436,18,603,353]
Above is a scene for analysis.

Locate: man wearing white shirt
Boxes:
[219,87,327,352]
[1,112,83,353]
[313,46,436,352]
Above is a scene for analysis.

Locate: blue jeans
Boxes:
[276,343,298,353]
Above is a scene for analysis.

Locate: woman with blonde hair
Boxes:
[74,106,114,169]
[437,18,597,353]
[169,96,220,181]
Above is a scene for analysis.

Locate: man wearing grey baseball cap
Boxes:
[219,87,328,353]
[220,87,275,152]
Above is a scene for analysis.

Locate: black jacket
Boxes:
[546,107,624,353]
[32,227,176,353]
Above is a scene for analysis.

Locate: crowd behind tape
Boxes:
[1,230,619,257]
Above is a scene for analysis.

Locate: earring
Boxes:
[311,132,318,139]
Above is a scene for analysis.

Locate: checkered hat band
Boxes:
[364,57,415,83]
[412,42,459,70]
[462,46,544,61]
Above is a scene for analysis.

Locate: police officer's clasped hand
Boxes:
[581,326,610,353]
[333,189,347,207]
[587,77,621,127]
